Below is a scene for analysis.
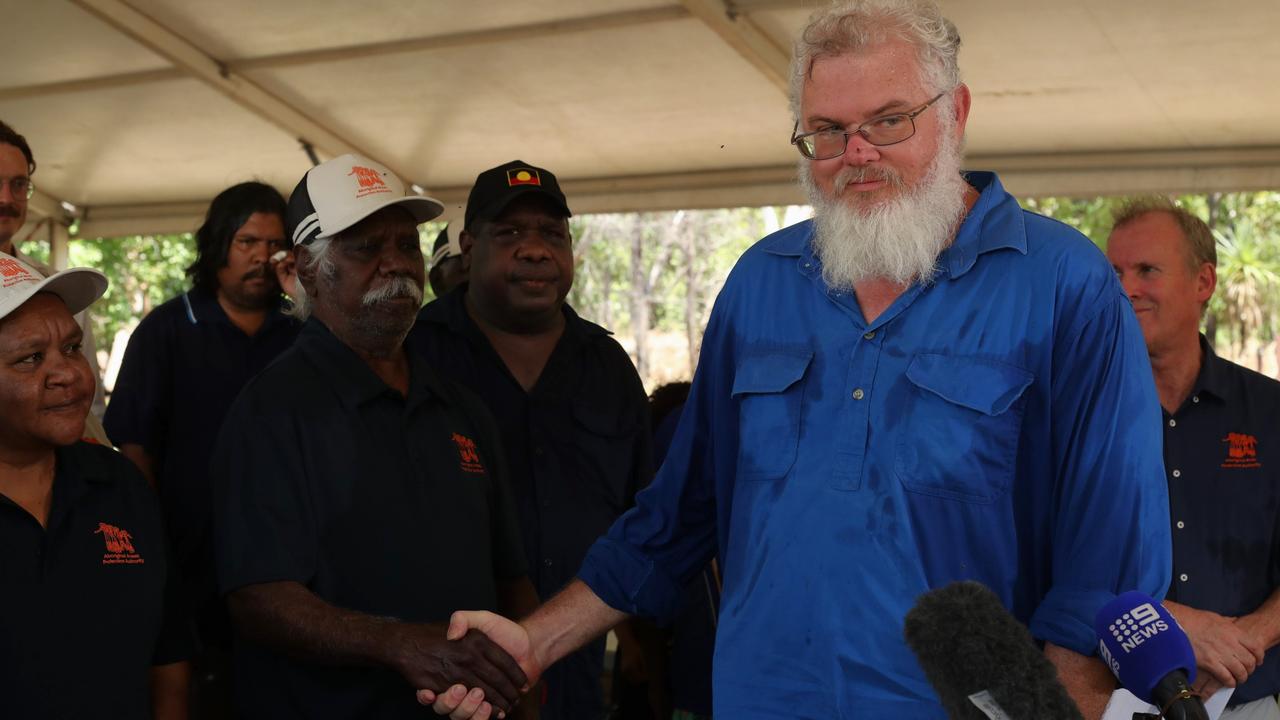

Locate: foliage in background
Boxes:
[19,191,1280,386]
[1025,191,1280,367]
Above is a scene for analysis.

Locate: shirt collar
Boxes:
[184,284,290,332]
[296,318,441,410]
[759,170,1028,281]
[1191,334,1231,402]
[420,283,609,341]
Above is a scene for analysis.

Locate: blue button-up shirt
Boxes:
[578,172,1171,718]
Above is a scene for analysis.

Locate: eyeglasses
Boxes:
[1,176,34,201]
[790,93,946,160]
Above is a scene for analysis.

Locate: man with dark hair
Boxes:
[0,119,109,443]
[407,160,654,720]
[212,153,537,719]
[1108,200,1280,720]
[105,180,300,717]
[429,223,466,297]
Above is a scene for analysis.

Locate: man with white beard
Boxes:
[425,1,1170,718]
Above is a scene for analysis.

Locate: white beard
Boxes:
[800,125,969,291]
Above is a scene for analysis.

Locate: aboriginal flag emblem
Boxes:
[507,169,542,187]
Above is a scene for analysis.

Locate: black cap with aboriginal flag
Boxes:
[463,160,571,232]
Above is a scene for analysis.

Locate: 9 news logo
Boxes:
[1107,602,1170,653]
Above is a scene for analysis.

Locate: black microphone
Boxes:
[904,580,1083,720]
[1094,592,1208,720]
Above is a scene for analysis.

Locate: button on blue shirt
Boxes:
[578,172,1171,718]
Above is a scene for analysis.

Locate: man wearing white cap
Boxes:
[212,154,538,719]
[429,223,466,298]
[0,252,191,718]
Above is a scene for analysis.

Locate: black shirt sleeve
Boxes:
[211,383,317,596]
[103,311,173,453]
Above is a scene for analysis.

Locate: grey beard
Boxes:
[800,129,969,291]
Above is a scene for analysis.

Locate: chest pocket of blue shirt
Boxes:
[895,354,1034,503]
[731,349,813,481]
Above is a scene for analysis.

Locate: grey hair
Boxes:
[789,0,962,120]
[284,236,337,321]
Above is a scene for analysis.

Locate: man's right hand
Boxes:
[417,611,543,717]
[394,624,528,715]
[1166,601,1266,690]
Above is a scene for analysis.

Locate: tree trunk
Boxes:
[684,219,699,376]
[630,217,649,380]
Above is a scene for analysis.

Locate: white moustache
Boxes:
[362,276,423,307]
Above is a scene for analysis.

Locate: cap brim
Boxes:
[470,187,571,229]
[315,194,445,240]
[1,267,108,321]
[40,267,109,316]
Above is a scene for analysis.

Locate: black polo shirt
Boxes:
[212,318,526,719]
[407,287,652,720]
[103,285,299,642]
[1163,335,1280,705]
[0,442,190,719]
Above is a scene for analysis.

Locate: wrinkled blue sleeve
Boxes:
[577,293,738,620]
[1031,284,1172,654]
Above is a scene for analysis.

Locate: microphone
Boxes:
[904,580,1083,720]
[1094,592,1208,720]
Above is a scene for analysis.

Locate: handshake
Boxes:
[409,611,542,720]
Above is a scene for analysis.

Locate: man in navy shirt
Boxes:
[408,160,653,720]
[1109,200,1280,720]
[104,180,300,716]
[429,2,1170,719]
[213,154,537,720]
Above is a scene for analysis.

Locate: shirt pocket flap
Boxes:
[571,400,635,437]
[731,350,814,397]
[905,354,1034,416]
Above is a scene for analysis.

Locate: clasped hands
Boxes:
[413,611,542,720]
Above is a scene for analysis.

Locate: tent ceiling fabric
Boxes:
[3,0,1279,238]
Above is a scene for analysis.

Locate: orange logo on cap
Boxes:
[1222,432,1261,469]
[348,166,391,199]
[507,169,542,187]
[0,257,34,288]
[451,432,486,474]
[95,522,144,565]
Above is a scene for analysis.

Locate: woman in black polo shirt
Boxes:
[0,252,191,719]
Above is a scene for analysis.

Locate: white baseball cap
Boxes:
[286,153,444,246]
[0,252,107,322]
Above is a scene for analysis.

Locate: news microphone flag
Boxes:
[1094,592,1197,705]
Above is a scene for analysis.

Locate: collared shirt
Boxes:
[1164,335,1280,704]
[407,288,652,720]
[212,318,526,719]
[103,285,299,641]
[578,172,1171,718]
[0,441,190,718]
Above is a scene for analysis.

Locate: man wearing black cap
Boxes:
[407,160,653,720]
[212,154,537,719]
[429,223,466,298]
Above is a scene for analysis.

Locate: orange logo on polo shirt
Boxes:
[95,522,144,565]
[348,166,391,199]
[506,169,541,187]
[451,432,485,474]
[0,257,34,287]
[1222,432,1261,469]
